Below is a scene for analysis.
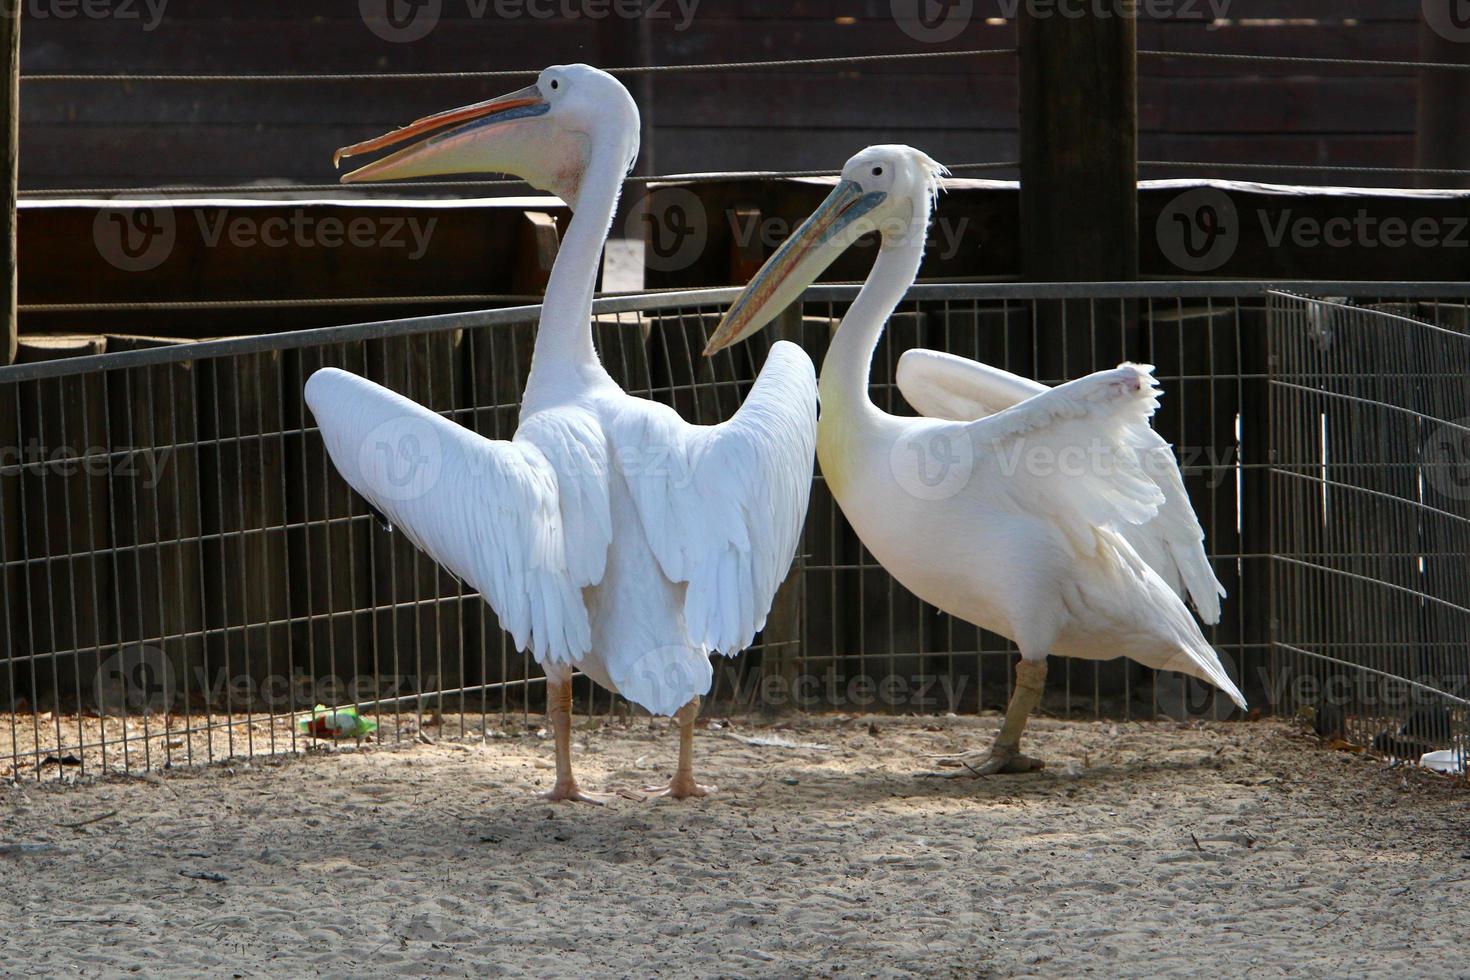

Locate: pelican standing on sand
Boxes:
[305,66,817,801]
[704,145,1245,775]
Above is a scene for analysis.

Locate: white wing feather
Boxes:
[618,340,818,654]
[304,368,609,666]
[962,364,1167,552]
[899,350,1224,623]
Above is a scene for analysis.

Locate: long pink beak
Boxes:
[333,83,547,183]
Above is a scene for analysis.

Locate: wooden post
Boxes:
[1415,18,1470,189]
[599,5,656,240]
[2,0,18,365]
[1018,8,1138,281]
[1019,10,1139,703]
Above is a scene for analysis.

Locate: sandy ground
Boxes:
[1,715,1467,979]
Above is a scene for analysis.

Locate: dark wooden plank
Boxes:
[652,127,1018,174]
[1141,133,1415,167]
[1415,19,1470,188]
[18,199,569,337]
[1140,182,1470,281]
[1020,5,1138,281]
[20,16,601,72]
[1,0,13,366]
[1144,21,1420,74]
[643,177,1017,290]
[1143,78,1418,135]
[651,73,1017,128]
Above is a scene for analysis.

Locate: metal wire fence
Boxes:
[3,281,1469,780]
[1269,292,1470,772]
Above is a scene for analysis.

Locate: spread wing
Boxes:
[899,350,1224,623]
[304,367,610,666]
[619,340,818,654]
[959,363,1166,552]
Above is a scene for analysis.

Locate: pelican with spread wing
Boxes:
[307,66,817,802]
[704,145,1243,775]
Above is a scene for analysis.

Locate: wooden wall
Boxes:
[644,176,1470,289]
[19,2,1441,192]
[18,197,572,338]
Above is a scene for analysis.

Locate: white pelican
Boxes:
[305,65,817,802]
[704,145,1244,775]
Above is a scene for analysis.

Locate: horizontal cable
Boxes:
[20,48,1016,84]
[1141,159,1470,179]
[16,161,1018,199]
[1139,48,1470,74]
[1273,640,1470,707]
[20,294,539,313]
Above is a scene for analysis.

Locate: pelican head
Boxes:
[334,64,639,206]
[704,145,946,355]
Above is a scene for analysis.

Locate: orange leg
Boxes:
[643,697,715,799]
[541,675,609,805]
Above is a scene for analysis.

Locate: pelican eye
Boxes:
[871,166,884,177]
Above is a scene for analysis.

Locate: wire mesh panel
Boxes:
[1269,292,1470,771]
[4,282,1470,779]
[774,290,1268,723]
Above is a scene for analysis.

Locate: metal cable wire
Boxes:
[1139,48,1470,73]
[15,162,1020,198]
[19,48,1017,84]
[22,46,1470,85]
[1141,160,1470,179]
[18,295,542,313]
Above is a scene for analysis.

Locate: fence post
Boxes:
[1019,8,1140,706]
[1018,6,1138,281]
[1416,16,1470,190]
[2,0,18,365]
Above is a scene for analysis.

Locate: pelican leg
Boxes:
[643,697,716,799]
[541,674,609,805]
[933,658,1049,777]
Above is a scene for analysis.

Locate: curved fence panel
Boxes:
[1268,292,1470,774]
